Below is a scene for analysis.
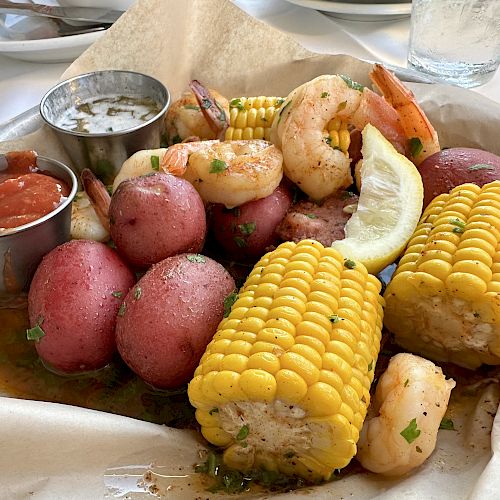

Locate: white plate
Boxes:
[0,29,105,63]
[283,0,412,21]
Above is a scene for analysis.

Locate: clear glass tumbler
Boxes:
[407,0,500,88]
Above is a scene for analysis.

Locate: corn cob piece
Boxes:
[384,181,500,369]
[225,96,284,141]
[325,116,351,154]
[188,240,384,481]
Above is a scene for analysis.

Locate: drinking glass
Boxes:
[407,0,500,88]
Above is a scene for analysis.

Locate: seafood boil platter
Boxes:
[1,0,500,498]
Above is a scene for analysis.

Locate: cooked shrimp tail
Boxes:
[161,140,219,177]
[356,353,455,476]
[369,64,440,164]
[189,79,228,139]
[81,168,111,233]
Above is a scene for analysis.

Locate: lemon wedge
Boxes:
[332,123,423,275]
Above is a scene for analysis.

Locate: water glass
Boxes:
[407,0,500,88]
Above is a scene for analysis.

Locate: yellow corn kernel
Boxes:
[224,96,284,141]
[189,240,383,480]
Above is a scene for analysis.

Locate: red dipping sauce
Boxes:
[0,151,70,230]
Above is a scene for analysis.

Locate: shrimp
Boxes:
[70,191,109,242]
[274,66,440,200]
[164,83,229,145]
[356,353,455,476]
[162,139,283,208]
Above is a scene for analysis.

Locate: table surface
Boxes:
[0,0,499,127]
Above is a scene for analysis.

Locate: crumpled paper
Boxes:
[1,0,500,498]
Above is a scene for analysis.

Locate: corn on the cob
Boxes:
[188,239,384,481]
[325,116,351,154]
[225,96,284,141]
[384,181,500,369]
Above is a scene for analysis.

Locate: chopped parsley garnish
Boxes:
[344,259,356,269]
[404,378,409,387]
[233,236,247,248]
[117,302,126,317]
[134,286,142,300]
[209,159,228,173]
[201,98,212,109]
[341,190,356,200]
[416,446,423,453]
[187,254,206,263]
[367,360,373,371]
[26,318,45,342]
[278,100,291,123]
[150,155,160,171]
[468,164,495,171]
[337,100,347,112]
[324,137,332,146]
[452,227,464,234]
[111,291,123,298]
[236,424,249,441]
[209,408,219,415]
[449,218,465,229]
[321,91,329,98]
[400,418,421,443]
[223,291,238,318]
[215,101,227,122]
[184,104,201,111]
[229,98,245,111]
[439,417,455,430]
[276,98,285,107]
[340,75,364,92]
[238,222,256,235]
[329,314,340,323]
[305,213,318,219]
[408,137,423,158]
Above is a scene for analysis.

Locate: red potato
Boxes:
[109,173,206,268]
[115,253,235,389]
[418,148,500,207]
[211,184,292,260]
[28,240,135,374]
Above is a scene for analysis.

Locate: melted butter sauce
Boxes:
[0,308,196,428]
[56,95,162,134]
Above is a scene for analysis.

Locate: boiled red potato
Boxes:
[27,240,135,374]
[417,148,500,207]
[211,184,292,261]
[115,253,235,389]
[109,173,206,268]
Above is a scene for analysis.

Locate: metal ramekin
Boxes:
[40,70,170,185]
[0,155,77,298]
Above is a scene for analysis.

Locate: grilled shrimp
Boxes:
[356,353,455,476]
[162,139,283,208]
[70,191,109,242]
[272,65,440,200]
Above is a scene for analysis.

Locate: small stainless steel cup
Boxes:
[0,155,77,298]
[40,70,170,185]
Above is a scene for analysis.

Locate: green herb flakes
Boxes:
[321,91,330,98]
[209,158,228,173]
[344,259,356,269]
[305,213,318,219]
[230,98,245,111]
[278,100,291,123]
[201,98,212,109]
[223,291,238,318]
[439,417,455,430]
[468,164,495,171]
[238,222,256,235]
[184,104,201,111]
[416,446,423,453]
[187,254,206,263]
[408,137,423,158]
[337,100,347,112]
[340,75,364,92]
[276,98,285,107]
[450,218,465,229]
[324,137,332,146]
[329,314,340,323]
[209,408,219,415]
[150,155,160,171]
[400,418,421,443]
[134,286,142,300]
[118,302,126,317]
[233,236,247,248]
[26,320,45,342]
[236,424,249,441]
[111,291,123,298]
[452,227,465,234]
[404,379,409,387]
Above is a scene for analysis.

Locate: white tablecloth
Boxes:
[0,0,499,126]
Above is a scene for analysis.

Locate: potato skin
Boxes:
[115,253,235,389]
[418,148,500,207]
[109,173,206,268]
[211,184,292,260]
[28,240,135,374]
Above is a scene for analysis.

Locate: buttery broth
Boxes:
[55,95,162,134]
